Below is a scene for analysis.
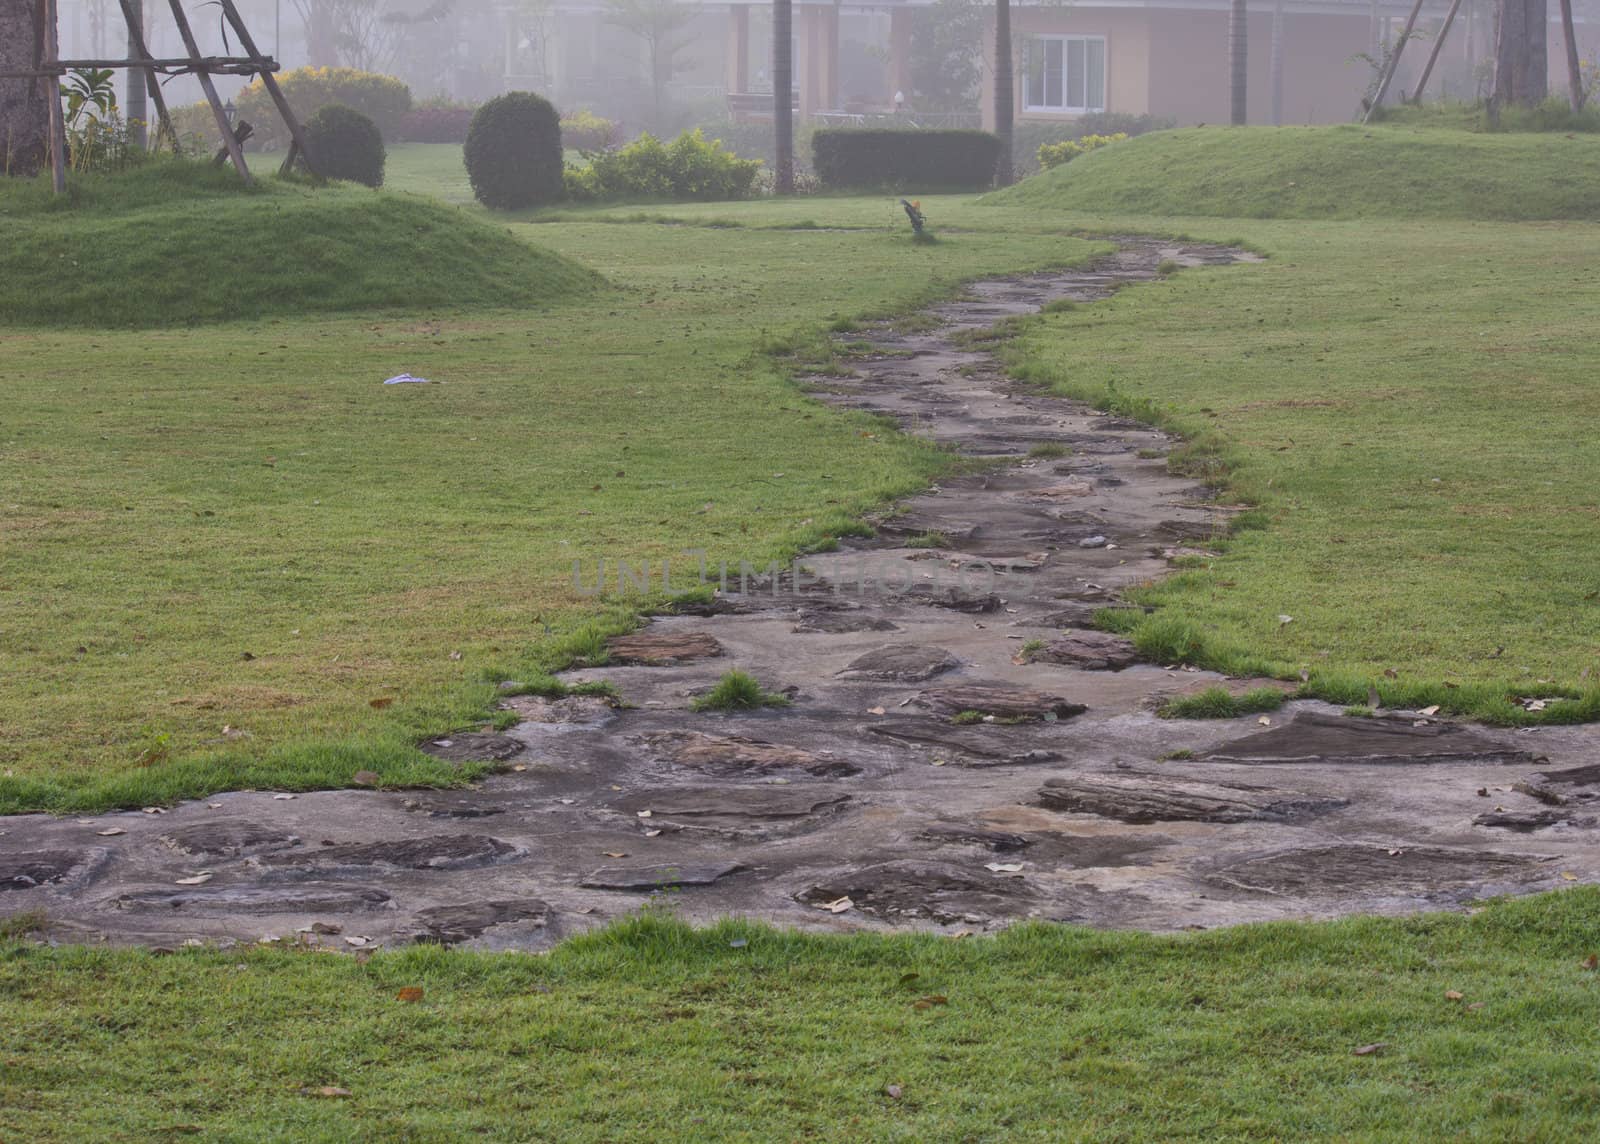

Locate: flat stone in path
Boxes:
[1474,809,1590,832]
[113,885,395,914]
[2,849,108,892]
[419,732,525,763]
[1035,773,1347,824]
[917,823,1034,852]
[407,899,551,945]
[159,820,301,859]
[1029,630,1138,671]
[580,863,746,891]
[913,683,1087,722]
[865,719,1061,765]
[606,631,724,666]
[837,644,961,682]
[261,834,521,874]
[1209,845,1546,896]
[792,611,899,634]
[610,787,850,821]
[1514,762,1600,806]
[641,731,860,777]
[1201,712,1540,766]
[797,861,1033,926]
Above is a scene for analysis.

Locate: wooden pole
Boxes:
[1559,0,1584,110]
[115,0,174,151]
[216,0,313,174]
[1409,0,1465,103]
[1362,0,1427,121]
[1270,0,1285,124]
[164,0,251,183]
[43,0,67,191]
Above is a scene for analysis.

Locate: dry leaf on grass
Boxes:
[1351,1043,1386,1056]
[913,995,949,1010]
[396,987,424,1003]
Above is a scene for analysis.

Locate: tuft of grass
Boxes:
[690,670,790,712]
[949,709,985,725]
[1160,685,1289,720]
[904,531,950,549]
[1156,258,1180,275]
[1026,442,1070,459]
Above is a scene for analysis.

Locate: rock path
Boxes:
[6,238,1599,951]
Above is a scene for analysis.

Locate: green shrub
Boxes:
[563,130,762,202]
[560,110,621,151]
[1038,131,1128,170]
[1011,114,1172,175]
[235,67,411,151]
[304,104,385,188]
[811,129,1002,191]
[164,101,223,152]
[464,91,565,210]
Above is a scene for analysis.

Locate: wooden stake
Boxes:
[216,0,314,175]
[42,0,67,192]
[1362,0,1427,122]
[1409,0,1464,104]
[164,0,250,183]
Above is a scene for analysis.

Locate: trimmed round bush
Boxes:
[464,91,564,210]
[304,104,386,188]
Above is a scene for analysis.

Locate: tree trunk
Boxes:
[1558,0,1583,109]
[993,0,1013,186]
[773,0,792,193]
[1269,0,1284,124]
[1230,0,1248,124]
[1493,0,1549,110]
[1,0,50,177]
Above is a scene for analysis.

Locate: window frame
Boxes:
[1022,34,1108,115]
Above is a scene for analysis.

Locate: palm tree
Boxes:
[774,0,793,193]
[993,0,1013,185]
[1229,0,1247,124]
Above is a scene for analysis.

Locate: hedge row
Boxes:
[811,129,1002,191]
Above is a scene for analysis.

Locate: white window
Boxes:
[1024,36,1107,114]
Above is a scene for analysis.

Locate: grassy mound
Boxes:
[0,161,599,327]
[988,125,1600,220]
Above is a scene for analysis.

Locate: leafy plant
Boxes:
[304,104,385,188]
[235,67,412,151]
[564,130,761,202]
[465,91,565,210]
[61,68,139,174]
[1037,132,1128,171]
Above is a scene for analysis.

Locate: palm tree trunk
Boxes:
[993,0,1013,186]
[1559,0,1583,109]
[774,0,793,193]
[1230,0,1248,124]
[0,0,50,177]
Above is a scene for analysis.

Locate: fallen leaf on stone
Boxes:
[1445,990,1464,1001]
[867,706,886,716]
[818,896,854,914]
[604,852,628,859]
[511,764,527,772]
[636,810,652,818]
[1562,871,1578,881]
[97,828,126,837]
[273,793,296,801]
[913,995,948,1010]
[1387,848,1405,857]
[1257,716,1271,726]
[368,697,394,709]
[142,806,166,815]
[75,818,94,825]
[644,829,662,837]
[396,987,424,1003]
[885,1084,903,1100]
[344,936,371,947]
[175,873,212,885]
[985,862,1024,873]
[1420,705,1440,716]
[1351,1043,1386,1057]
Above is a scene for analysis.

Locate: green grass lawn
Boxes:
[7,890,1600,1140]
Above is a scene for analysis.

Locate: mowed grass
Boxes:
[0,173,1097,812]
[7,890,1600,1140]
[0,162,596,326]
[991,212,1600,716]
[992,124,1600,220]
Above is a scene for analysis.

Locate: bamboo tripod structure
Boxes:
[7,0,315,190]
